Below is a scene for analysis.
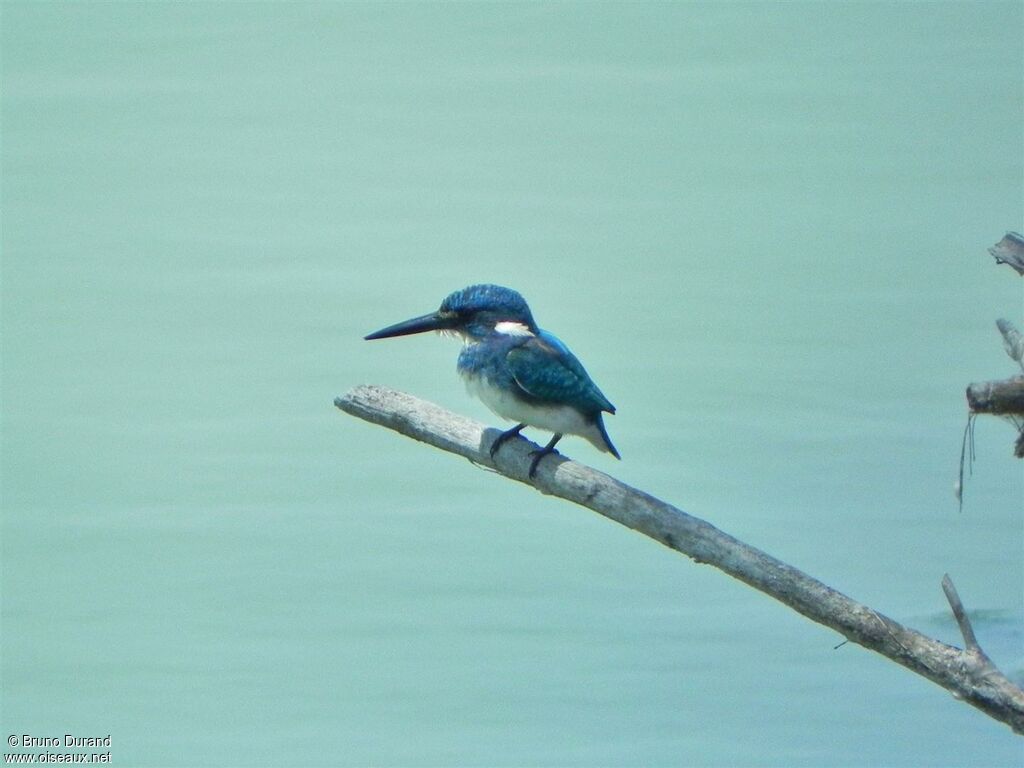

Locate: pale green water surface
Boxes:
[2,2,1022,766]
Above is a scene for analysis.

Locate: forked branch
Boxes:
[336,384,1024,734]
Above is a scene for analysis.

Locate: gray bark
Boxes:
[966,377,1024,416]
[989,232,1024,276]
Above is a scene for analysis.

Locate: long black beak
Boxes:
[364,311,455,340]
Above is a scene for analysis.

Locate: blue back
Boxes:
[509,330,616,416]
[458,327,615,417]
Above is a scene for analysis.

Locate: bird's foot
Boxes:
[489,423,526,459]
[528,434,564,479]
[527,448,560,478]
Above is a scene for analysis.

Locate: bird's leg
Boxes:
[489,423,527,459]
[528,434,563,479]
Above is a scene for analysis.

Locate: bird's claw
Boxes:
[527,447,560,479]
[489,423,526,459]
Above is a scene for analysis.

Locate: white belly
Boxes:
[462,373,609,452]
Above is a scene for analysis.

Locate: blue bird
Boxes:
[365,284,619,478]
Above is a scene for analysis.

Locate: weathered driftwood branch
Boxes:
[336,384,1024,734]
[989,232,1024,276]
[997,319,1024,372]
[966,320,1024,458]
[966,376,1024,416]
[942,574,982,654]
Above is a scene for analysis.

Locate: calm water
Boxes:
[3,3,1022,766]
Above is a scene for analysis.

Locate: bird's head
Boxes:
[365,284,538,342]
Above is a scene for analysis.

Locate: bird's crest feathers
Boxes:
[439,284,538,331]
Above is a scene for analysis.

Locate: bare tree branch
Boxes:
[965,322,1024,461]
[997,319,1024,372]
[966,377,1024,416]
[940,574,1014,697]
[335,384,1024,735]
[942,574,981,652]
[989,232,1024,276]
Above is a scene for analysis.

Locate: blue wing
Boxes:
[506,330,615,415]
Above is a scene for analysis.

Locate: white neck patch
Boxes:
[494,321,534,337]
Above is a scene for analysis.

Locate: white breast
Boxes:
[462,372,609,452]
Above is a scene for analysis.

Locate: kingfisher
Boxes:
[364,284,619,478]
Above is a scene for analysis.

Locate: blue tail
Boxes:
[594,413,620,459]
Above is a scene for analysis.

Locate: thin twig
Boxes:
[942,573,980,653]
[957,412,976,511]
